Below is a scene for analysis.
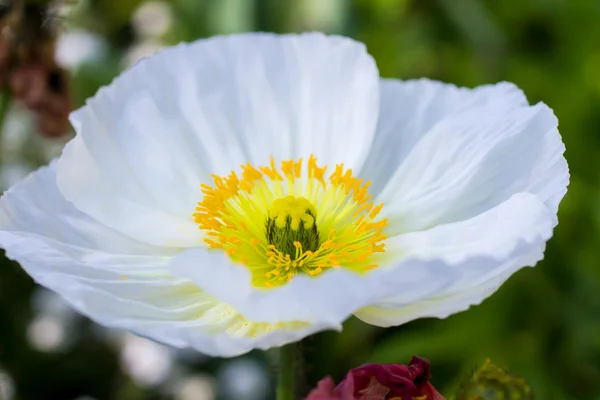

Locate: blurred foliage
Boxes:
[1,0,600,399]
[454,360,533,400]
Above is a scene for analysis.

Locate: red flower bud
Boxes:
[306,356,445,400]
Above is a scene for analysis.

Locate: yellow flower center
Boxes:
[193,155,387,289]
[267,196,320,256]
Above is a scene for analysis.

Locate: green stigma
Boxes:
[266,196,320,257]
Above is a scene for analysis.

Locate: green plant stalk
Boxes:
[277,343,298,400]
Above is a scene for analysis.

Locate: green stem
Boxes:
[277,343,298,400]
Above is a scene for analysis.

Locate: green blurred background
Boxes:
[1,0,599,399]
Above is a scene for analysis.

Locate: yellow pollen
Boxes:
[269,196,316,230]
[193,155,388,289]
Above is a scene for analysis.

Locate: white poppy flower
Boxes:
[0,33,568,357]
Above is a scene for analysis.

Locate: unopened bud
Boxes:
[456,360,533,400]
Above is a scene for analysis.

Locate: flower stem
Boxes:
[277,343,298,400]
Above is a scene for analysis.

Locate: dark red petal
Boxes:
[334,372,357,399]
[407,356,432,388]
[306,377,337,399]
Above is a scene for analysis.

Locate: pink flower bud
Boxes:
[306,356,445,400]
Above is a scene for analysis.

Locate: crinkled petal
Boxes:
[47,277,334,357]
[353,193,553,327]
[369,79,567,235]
[170,190,552,327]
[353,252,540,327]
[170,247,458,325]
[0,164,336,357]
[57,32,380,247]
[0,162,170,256]
[361,79,529,196]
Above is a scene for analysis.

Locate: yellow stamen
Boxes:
[193,156,388,288]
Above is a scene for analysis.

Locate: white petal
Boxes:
[170,247,458,325]
[0,173,197,332]
[368,80,567,234]
[57,136,204,248]
[360,79,529,196]
[92,290,336,357]
[0,164,342,357]
[3,230,331,357]
[5,237,329,357]
[0,164,186,319]
[57,33,380,247]
[354,193,553,327]
[0,162,170,255]
[353,250,541,327]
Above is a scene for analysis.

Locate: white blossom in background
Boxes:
[0,33,569,357]
[119,334,173,386]
[1,106,33,156]
[132,1,173,39]
[0,108,32,190]
[27,315,66,352]
[127,0,172,70]
[26,289,78,352]
[0,369,15,400]
[56,30,107,69]
[298,0,347,32]
[218,358,269,400]
[174,375,216,400]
